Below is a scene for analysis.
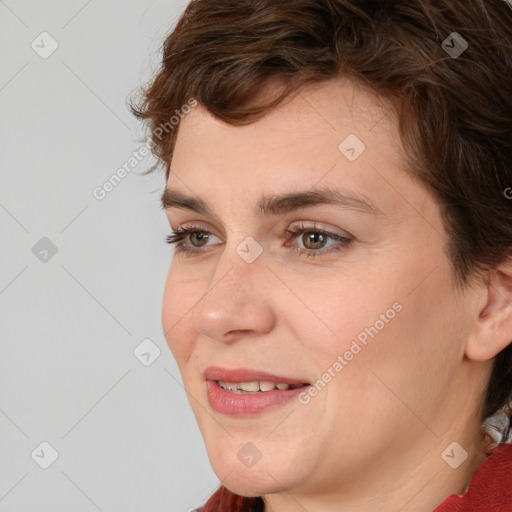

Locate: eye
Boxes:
[165,225,221,255]
[284,222,353,258]
[165,222,353,259]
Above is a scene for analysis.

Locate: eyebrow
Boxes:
[161,187,384,217]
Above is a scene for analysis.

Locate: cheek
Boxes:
[289,256,462,400]
[318,263,465,430]
[279,272,401,365]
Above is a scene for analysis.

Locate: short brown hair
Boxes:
[130,0,512,421]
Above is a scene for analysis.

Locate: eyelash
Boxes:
[165,223,353,259]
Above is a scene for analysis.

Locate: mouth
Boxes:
[204,366,311,415]
[204,365,310,390]
[216,380,307,393]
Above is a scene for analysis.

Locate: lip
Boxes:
[204,366,311,416]
[203,366,309,386]
[206,380,309,415]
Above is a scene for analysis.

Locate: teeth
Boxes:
[239,381,259,392]
[217,380,293,393]
[259,381,276,392]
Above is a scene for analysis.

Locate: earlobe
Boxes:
[465,256,512,362]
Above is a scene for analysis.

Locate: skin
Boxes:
[161,78,512,511]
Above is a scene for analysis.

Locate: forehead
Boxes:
[166,79,420,218]
[176,78,397,147]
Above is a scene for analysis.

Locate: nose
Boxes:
[191,244,276,343]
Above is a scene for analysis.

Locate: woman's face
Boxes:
[162,80,484,503]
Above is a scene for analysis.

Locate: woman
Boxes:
[130,0,512,510]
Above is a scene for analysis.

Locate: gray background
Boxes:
[0,1,219,510]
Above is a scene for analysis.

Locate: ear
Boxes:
[465,255,512,361]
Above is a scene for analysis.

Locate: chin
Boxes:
[205,442,307,497]
[216,465,296,498]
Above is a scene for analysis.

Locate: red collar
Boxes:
[435,443,512,511]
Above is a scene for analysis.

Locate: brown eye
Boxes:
[301,232,327,250]
[190,231,210,247]
[285,224,353,259]
[165,226,220,255]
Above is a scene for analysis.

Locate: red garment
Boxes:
[435,443,512,511]
[199,444,512,511]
